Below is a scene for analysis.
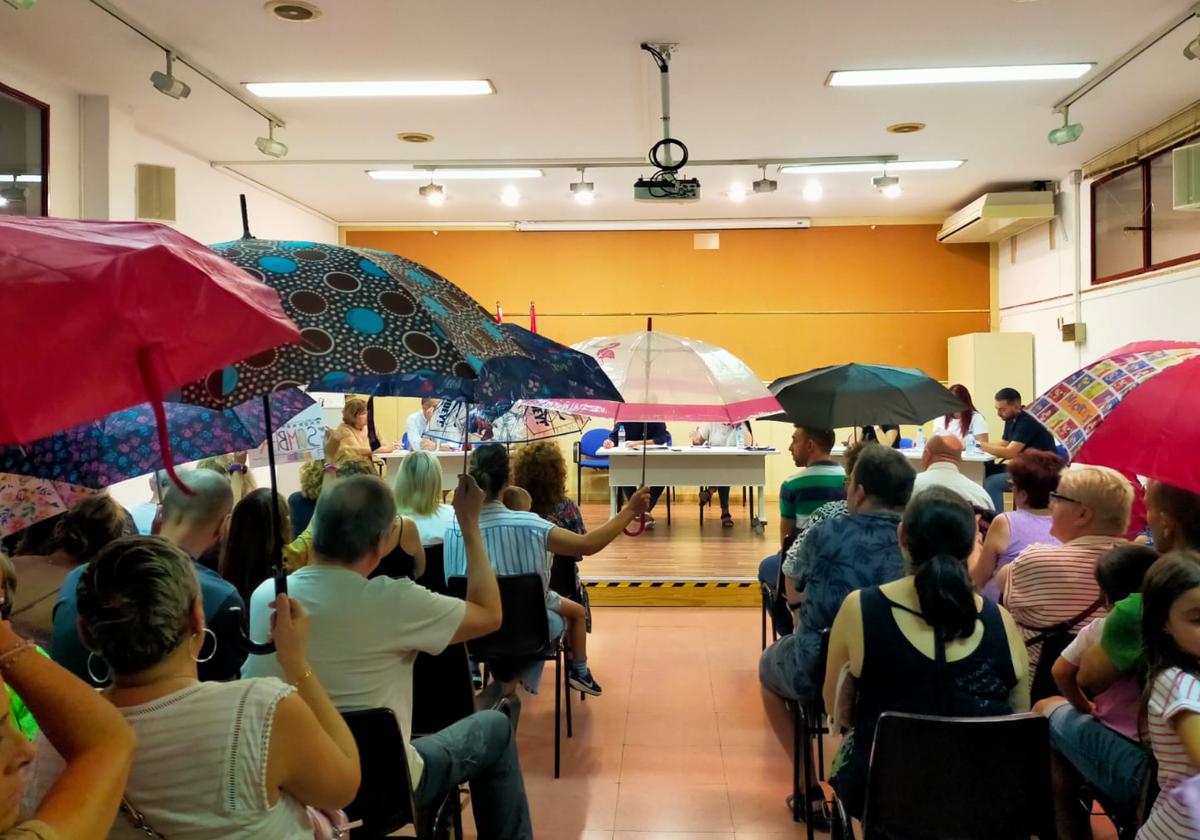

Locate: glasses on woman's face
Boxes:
[1049,491,1082,506]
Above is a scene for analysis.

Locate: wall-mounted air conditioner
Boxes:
[937,191,1056,244]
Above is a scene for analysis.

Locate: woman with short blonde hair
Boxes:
[1055,464,1134,537]
[325,397,396,463]
[394,451,454,546]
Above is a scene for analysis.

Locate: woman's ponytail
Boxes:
[903,488,979,641]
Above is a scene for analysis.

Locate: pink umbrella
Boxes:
[0,474,95,538]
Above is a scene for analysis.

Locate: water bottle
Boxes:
[966,432,977,452]
[617,426,627,449]
[915,427,926,450]
[735,423,746,449]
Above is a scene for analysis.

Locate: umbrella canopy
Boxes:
[533,329,779,422]
[178,240,540,407]
[0,217,300,444]
[765,363,966,428]
[1028,341,1200,493]
[0,389,314,489]
[0,474,95,538]
[425,400,588,446]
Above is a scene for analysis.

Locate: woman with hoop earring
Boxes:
[26,536,361,838]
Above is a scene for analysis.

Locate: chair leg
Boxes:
[666,488,671,524]
[792,702,803,824]
[817,723,826,782]
[554,648,562,779]
[577,467,582,506]
[565,648,574,738]
[761,601,768,650]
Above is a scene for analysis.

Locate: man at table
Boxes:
[603,422,669,528]
[406,397,439,450]
[913,434,994,511]
[757,426,845,632]
[980,387,1058,511]
[690,421,754,528]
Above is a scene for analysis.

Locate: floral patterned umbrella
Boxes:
[0,474,94,538]
[0,389,313,489]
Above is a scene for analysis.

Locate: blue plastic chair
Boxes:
[402,432,410,451]
[898,437,915,449]
[574,428,612,504]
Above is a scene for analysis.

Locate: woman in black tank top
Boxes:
[823,487,1029,818]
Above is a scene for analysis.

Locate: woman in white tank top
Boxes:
[25,536,361,839]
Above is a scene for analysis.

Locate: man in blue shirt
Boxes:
[759,445,914,704]
[980,387,1059,511]
[52,468,247,684]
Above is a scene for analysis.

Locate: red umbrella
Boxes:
[1029,341,1200,493]
[0,217,300,483]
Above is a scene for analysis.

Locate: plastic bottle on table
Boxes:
[735,424,746,449]
[617,426,627,449]
[966,432,976,452]
[915,427,926,450]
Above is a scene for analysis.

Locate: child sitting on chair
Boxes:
[501,486,532,512]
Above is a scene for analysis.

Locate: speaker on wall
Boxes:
[135,163,176,221]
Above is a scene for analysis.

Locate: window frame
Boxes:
[0,80,50,217]
[1091,134,1200,285]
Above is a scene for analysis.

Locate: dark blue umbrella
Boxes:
[0,389,314,489]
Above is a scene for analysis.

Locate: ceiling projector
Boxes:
[634,173,701,202]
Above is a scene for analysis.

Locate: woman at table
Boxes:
[851,425,900,448]
[690,422,755,528]
[324,398,397,463]
[603,422,668,528]
[932,384,990,443]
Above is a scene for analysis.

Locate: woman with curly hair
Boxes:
[512,441,586,535]
[287,458,328,536]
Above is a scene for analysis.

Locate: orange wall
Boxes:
[343,225,989,381]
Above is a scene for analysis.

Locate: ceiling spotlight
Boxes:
[873,174,902,198]
[420,182,446,206]
[802,179,824,202]
[1185,34,1200,60]
[753,165,778,194]
[255,121,288,157]
[1048,107,1083,145]
[2,0,37,9]
[150,51,191,100]
[728,185,748,203]
[500,185,521,207]
[264,1,321,21]
[571,169,595,205]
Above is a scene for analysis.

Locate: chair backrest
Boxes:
[341,708,417,836]
[863,712,1054,839]
[402,432,410,450]
[447,574,551,659]
[415,543,447,594]
[549,554,579,601]
[412,641,476,736]
[579,428,612,459]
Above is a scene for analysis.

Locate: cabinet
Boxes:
[947,332,1035,440]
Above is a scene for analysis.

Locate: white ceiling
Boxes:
[4,0,1200,223]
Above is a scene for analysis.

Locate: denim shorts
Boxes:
[1047,704,1151,818]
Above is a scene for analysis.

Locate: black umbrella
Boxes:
[764,363,965,428]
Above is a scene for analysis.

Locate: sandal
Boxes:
[721,513,734,528]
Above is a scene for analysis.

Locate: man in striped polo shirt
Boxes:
[758,426,845,635]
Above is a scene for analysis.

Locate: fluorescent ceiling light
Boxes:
[246,80,495,98]
[15,175,42,182]
[780,160,964,175]
[516,218,812,232]
[827,64,1093,86]
[368,168,543,181]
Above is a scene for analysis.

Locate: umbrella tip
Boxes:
[239,194,253,240]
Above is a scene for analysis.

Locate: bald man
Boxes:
[51,469,248,684]
[912,434,994,511]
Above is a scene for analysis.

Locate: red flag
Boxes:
[529,301,538,334]
[495,301,504,323]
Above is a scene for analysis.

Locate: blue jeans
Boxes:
[413,709,532,840]
[759,632,812,703]
[985,472,1011,512]
[1046,704,1151,820]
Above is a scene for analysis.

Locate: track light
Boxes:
[1186,34,1200,60]
[753,165,778,194]
[255,121,288,158]
[802,179,823,202]
[420,182,446,206]
[150,51,191,100]
[872,174,902,198]
[570,169,595,205]
[1048,107,1083,145]
[500,185,521,207]
[2,0,37,10]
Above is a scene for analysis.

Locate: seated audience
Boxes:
[0,614,135,840]
[602,422,668,526]
[970,450,1065,601]
[52,469,246,684]
[244,473,533,839]
[824,487,1028,818]
[1033,543,1158,838]
[1135,550,1200,840]
[0,551,47,740]
[394,450,455,546]
[931,383,991,443]
[759,445,914,704]
[758,426,845,636]
[912,433,994,511]
[219,487,293,603]
[444,444,650,698]
[10,495,127,645]
[690,421,754,526]
[979,387,1059,512]
[287,458,326,536]
[513,441,590,604]
[284,458,378,571]
[501,486,532,512]
[857,424,900,448]
[26,535,359,838]
[1001,464,1133,681]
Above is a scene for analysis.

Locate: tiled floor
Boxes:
[464,606,817,839]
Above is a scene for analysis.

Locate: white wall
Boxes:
[998,174,1200,394]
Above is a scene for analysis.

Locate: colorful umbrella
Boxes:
[0,218,300,447]
[0,390,314,489]
[424,400,588,446]
[0,475,95,538]
[1028,341,1200,493]
[763,363,965,428]
[533,328,779,423]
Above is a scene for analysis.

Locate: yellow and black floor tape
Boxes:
[583,579,759,607]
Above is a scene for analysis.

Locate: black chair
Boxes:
[416,544,448,595]
[341,708,460,839]
[447,574,574,778]
[550,554,591,633]
[861,712,1057,840]
[788,628,831,840]
[412,641,477,737]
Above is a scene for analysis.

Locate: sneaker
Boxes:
[569,669,603,696]
[721,512,734,528]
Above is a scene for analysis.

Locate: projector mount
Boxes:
[636,42,700,201]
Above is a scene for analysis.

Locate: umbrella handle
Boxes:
[623,512,646,537]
